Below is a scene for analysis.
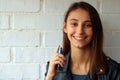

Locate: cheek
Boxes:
[67,27,75,35]
[66,28,75,40]
[87,28,93,34]
[88,29,93,38]
[89,30,93,35]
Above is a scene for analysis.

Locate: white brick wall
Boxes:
[0,0,120,80]
[13,15,63,30]
[0,47,10,62]
[0,64,39,79]
[0,31,39,46]
[0,15,9,29]
[0,0,40,12]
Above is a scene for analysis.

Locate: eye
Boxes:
[71,22,78,27]
[84,23,92,28]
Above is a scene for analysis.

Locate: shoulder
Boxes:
[108,58,120,70]
[107,57,120,79]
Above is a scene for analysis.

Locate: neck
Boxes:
[70,46,91,74]
[70,46,90,64]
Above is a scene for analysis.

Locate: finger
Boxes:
[51,55,65,66]
[55,54,66,62]
[54,58,65,67]
[54,61,64,67]
[54,45,60,54]
[59,54,66,61]
[52,55,65,63]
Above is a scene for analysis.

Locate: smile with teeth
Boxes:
[73,36,86,40]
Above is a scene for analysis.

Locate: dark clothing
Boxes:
[45,53,120,80]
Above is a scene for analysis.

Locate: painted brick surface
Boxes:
[0,64,39,79]
[0,0,40,12]
[45,47,55,62]
[13,15,63,30]
[0,47,10,62]
[44,0,98,14]
[102,14,120,30]
[0,31,39,46]
[14,47,45,63]
[0,0,120,80]
[104,31,120,47]
[44,31,62,47]
[102,0,120,13]
[0,15,9,29]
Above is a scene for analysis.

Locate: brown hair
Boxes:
[62,1,108,79]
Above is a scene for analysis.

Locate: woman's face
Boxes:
[64,8,93,49]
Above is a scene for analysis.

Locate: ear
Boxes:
[63,22,67,33]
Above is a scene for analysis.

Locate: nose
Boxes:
[76,24,84,35]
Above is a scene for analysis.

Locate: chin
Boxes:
[77,45,86,49]
[74,43,90,49]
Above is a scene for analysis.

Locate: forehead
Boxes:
[67,8,90,22]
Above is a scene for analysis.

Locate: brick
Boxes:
[45,47,55,62]
[104,31,120,47]
[44,0,98,14]
[0,0,40,12]
[102,0,120,13]
[22,78,37,80]
[0,78,37,80]
[13,15,63,30]
[82,0,98,10]
[0,47,10,62]
[0,78,22,80]
[0,15,9,29]
[44,31,63,47]
[104,47,120,63]
[14,47,45,63]
[0,64,39,79]
[0,31,39,46]
[102,14,120,30]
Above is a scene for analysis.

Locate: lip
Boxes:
[73,36,86,41]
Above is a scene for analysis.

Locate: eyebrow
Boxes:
[69,19,78,21]
[84,20,92,23]
[69,18,91,22]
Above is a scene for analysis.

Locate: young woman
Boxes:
[45,1,120,80]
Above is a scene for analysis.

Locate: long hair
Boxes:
[62,1,108,79]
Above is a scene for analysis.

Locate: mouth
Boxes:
[73,36,86,41]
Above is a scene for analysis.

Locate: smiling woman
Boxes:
[45,1,120,80]
[64,9,93,49]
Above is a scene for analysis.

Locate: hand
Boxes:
[45,45,66,80]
